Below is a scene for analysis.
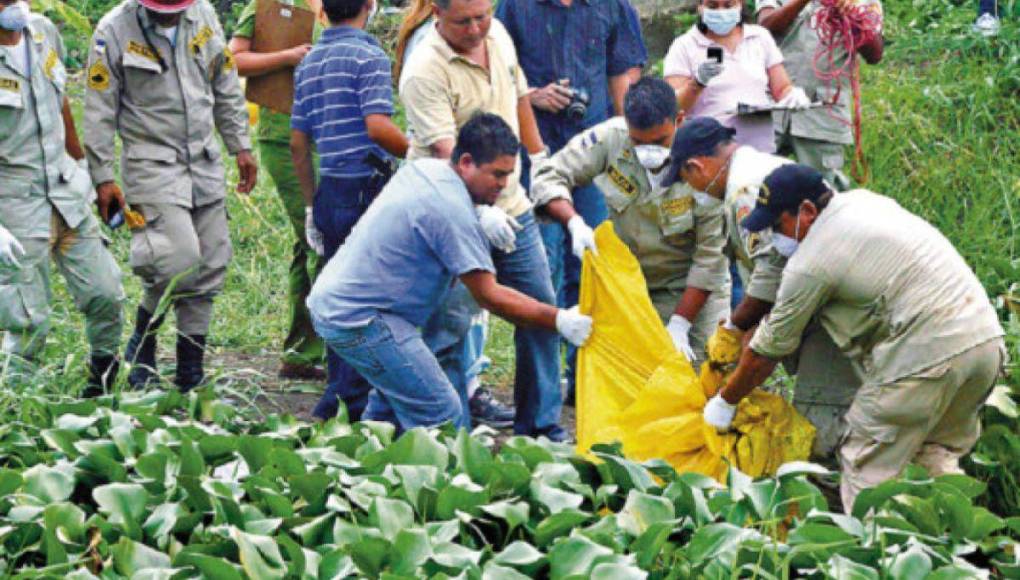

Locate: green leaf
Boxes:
[630,521,673,570]
[198,434,238,463]
[985,385,1019,418]
[492,541,545,568]
[686,523,762,570]
[616,490,674,536]
[292,513,335,546]
[22,464,75,504]
[891,495,942,536]
[238,435,274,473]
[534,509,593,548]
[319,551,357,580]
[888,543,933,580]
[590,562,648,580]
[93,483,149,540]
[371,497,416,541]
[375,428,450,470]
[230,527,288,580]
[547,535,613,579]
[42,502,86,545]
[966,507,1005,541]
[112,537,172,575]
[437,475,490,519]
[175,552,244,580]
[270,447,307,477]
[390,528,433,575]
[290,472,332,508]
[593,453,655,493]
[482,564,533,580]
[453,428,494,484]
[0,469,23,496]
[824,554,879,580]
[350,536,392,577]
[480,500,530,533]
[933,473,986,499]
[530,482,584,515]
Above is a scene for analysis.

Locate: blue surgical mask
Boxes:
[702,7,741,36]
[0,2,29,32]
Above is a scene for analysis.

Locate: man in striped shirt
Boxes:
[290,0,408,422]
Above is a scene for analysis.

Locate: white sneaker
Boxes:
[972,13,1001,37]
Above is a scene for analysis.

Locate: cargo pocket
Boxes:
[128,210,167,284]
[0,268,48,331]
[839,419,899,471]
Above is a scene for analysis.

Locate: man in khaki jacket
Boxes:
[706,164,1005,512]
[85,0,257,391]
[531,78,729,363]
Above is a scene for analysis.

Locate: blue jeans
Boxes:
[422,211,563,436]
[730,261,744,310]
[544,183,608,398]
[311,175,383,422]
[316,314,464,431]
[979,0,996,16]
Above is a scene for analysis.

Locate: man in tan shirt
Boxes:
[399,0,566,440]
[705,164,1005,512]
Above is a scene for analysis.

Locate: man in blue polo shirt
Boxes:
[290,0,408,422]
[496,0,647,403]
[307,114,594,431]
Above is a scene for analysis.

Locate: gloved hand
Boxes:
[695,60,724,87]
[666,315,696,362]
[0,225,25,270]
[477,205,522,253]
[778,86,812,110]
[556,306,593,347]
[529,148,549,190]
[304,206,325,256]
[703,394,737,431]
[566,215,597,259]
[707,317,743,366]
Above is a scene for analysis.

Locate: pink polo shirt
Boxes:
[663,24,784,153]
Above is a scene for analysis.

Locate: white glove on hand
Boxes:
[778,86,812,110]
[304,206,325,257]
[556,306,593,347]
[704,394,737,431]
[477,205,522,253]
[566,215,597,259]
[529,148,550,190]
[666,314,696,361]
[0,225,25,270]
[695,61,724,87]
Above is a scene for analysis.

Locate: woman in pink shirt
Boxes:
[663,0,810,153]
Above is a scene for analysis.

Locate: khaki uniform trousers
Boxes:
[129,200,232,336]
[651,287,731,366]
[1,209,123,358]
[839,338,1006,512]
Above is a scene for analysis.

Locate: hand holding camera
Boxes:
[530,79,589,121]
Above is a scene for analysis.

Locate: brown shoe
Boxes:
[278,362,326,381]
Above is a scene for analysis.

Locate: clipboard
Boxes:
[727,102,826,116]
[244,0,316,114]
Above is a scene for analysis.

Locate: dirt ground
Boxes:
[209,350,578,439]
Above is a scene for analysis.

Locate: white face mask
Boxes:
[634,144,671,171]
[772,208,802,257]
[701,7,741,36]
[693,191,722,207]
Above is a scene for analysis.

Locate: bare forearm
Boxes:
[517,96,545,154]
[365,114,409,158]
[290,131,316,205]
[756,0,810,36]
[674,286,710,322]
[62,98,84,160]
[667,76,701,114]
[732,296,772,331]
[608,70,637,116]
[545,198,578,224]
[229,37,294,77]
[720,348,778,404]
[464,273,558,329]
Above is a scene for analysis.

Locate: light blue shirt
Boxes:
[307,159,495,329]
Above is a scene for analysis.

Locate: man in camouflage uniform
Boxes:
[85,0,256,391]
[756,0,884,189]
[0,1,124,391]
[532,78,729,364]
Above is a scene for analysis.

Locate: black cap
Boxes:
[742,164,829,232]
[661,117,737,187]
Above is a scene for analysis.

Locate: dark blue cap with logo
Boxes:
[742,164,830,232]
[661,117,737,187]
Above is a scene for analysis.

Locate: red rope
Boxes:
[810,0,883,184]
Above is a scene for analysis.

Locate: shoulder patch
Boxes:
[584,130,599,148]
[661,196,695,216]
[189,26,214,55]
[606,165,638,198]
[0,77,20,93]
[88,60,110,91]
[44,49,60,80]
[222,47,236,72]
[127,40,160,62]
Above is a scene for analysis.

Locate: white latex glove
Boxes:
[304,206,325,256]
[666,314,696,361]
[778,86,812,110]
[704,394,737,431]
[476,205,522,253]
[0,225,25,270]
[566,215,597,259]
[529,148,550,189]
[695,61,724,87]
[555,306,593,347]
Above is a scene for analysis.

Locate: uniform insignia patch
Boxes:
[661,196,695,216]
[44,50,59,80]
[747,232,762,254]
[607,165,637,198]
[736,205,750,223]
[0,77,20,93]
[32,32,44,43]
[584,130,599,148]
[127,40,160,62]
[222,47,236,72]
[88,61,110,91]
[189,26,214,55]
[94,38,107,54]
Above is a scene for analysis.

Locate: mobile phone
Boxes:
[707,47,723,63]
[105,197,124,229]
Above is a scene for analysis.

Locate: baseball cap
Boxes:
[660,117,737,187]
[137,0,196,14]
[742,164,829,232]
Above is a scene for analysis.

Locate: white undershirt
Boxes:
[159,25,177,47]
[7,35,27,76]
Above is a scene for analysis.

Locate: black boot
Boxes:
[85,354,119,397]
[124,306,164,388]
[176,334,207,392]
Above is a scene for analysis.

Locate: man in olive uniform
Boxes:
[708,164,1005,511]
[670,116,859,460]
[531,78,729,363]
[0,2,124,390]
[230,0,325,380]
[85,0,257,391]
[756,0,884,189]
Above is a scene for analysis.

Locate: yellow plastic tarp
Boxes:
[575,223,815,481]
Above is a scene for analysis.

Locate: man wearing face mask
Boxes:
[532,78,729,363]
[706,164,1006,511]
[668,117,860,461]
[0,0,124,391]
[85,0,257,392]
